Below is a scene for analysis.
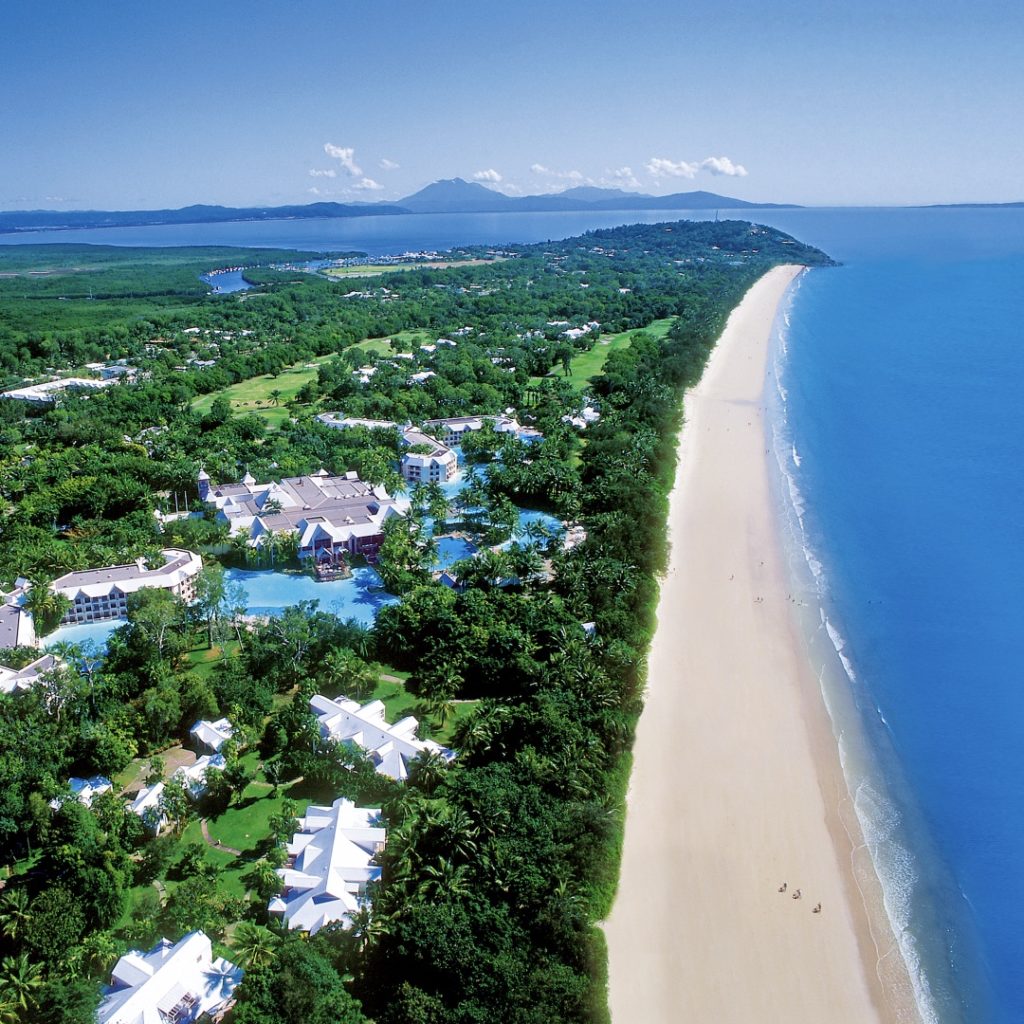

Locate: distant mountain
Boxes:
[0,201,410,234]
[0,182,799,235]
[394,179,799,214]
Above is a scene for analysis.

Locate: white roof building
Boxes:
[0,653,58,695]
[52,549,202,625]
[0,377,115,404]
[310,694,455,781]
[268,797,385,934]
[98,930,242,1024]
[0,581,36,651]
[190,718,234,753]
[51,775,113,810]
[128,754,225,832]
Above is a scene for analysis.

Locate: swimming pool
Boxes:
[224,565,398,626]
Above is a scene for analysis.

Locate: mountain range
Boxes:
[0,179,799,234]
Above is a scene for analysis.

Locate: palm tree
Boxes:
[0,889,30,942]
[0,954,43,1015]
[23,584,71,635]
[269,389,283,406]
[232,923,280,970]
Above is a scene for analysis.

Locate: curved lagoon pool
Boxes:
[225,565,397,625]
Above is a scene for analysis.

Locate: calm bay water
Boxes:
[7,205,1022,1021]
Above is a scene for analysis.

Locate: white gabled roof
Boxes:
[98,930,242,1024]
[310,693,455,780]
[271,798,385,934]
[189,717,234,752]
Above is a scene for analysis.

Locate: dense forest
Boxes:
[0,221,832,1022]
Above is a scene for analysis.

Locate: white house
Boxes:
[268,798,385,934]
[190,718,234,753]
[0,653,58,695]
[128,754,226,832]
[50,775,112,810]
[310,694,455,781]
[52,549,202,625]
[98,930,242,1024]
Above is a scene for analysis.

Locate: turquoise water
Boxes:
[224,565,397,625]
[43,618,125,650]
[766,209,1024,1024]
[434,536,478,570]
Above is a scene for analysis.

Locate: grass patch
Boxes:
[323,258,502,279]
[191,354,336,426]
[536,317,676,393]
[352,329,434,354]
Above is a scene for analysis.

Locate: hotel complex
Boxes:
[52,548,202,625]
[199,469,408,565]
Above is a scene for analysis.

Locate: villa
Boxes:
[268,797,386,934]
[98,930,242,1024]
[0,580,36,650]
[50,775,112,810]
[128,753,226,832]
[310,693,456,780]
[199,469,409,566]
[51,549,202,625]
[190,717,234,753]
[0,653,56,694]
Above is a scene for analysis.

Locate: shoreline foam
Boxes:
[604,265,921,1024]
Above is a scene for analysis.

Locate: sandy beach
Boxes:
[604,266,919,1024]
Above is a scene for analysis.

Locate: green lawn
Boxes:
[538,317,676,392]
[353,329,434,354]
[191,354,336,427]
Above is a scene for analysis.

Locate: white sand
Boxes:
[604,266,918,1024]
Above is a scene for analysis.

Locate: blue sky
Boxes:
[2,0,1021,209]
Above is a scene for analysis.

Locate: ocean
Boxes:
[5,206,1021,1022]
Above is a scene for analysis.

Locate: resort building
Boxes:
[0,653,56,695]
[199,469,408,565]
[0,376,116,404]
[399,426,458,483]
[97,930,242,1024]
[0,581,36,650]
[268,797,386,934]
[422,413,526,447]
[310,693,456,780]
[128,754,226,832]
[189,717,234,753]
[50,775,113,810]
[52,549,202,625]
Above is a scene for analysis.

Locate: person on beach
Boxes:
[778,882,787,893]
[792,889,801,900]
[813,903,822,914]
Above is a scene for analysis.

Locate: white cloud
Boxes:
[354,177,384,191]
[473,168,503,183]
[309,168,337,178]
[701,156,748,177]
[323,143,362,176]
[530,163,587,183]
[379,158,400,171]
[646,157,700,179]
[608,166,641,189]
[308,186,322,196]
